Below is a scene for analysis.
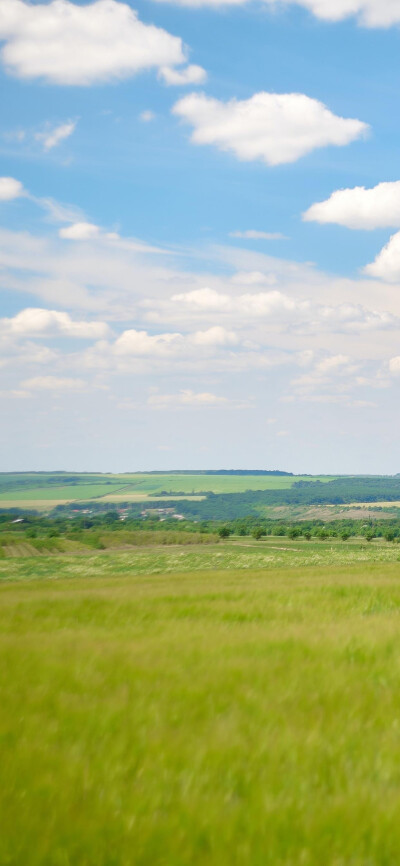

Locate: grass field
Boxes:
[1,535,400,572]
[2,552,400,864]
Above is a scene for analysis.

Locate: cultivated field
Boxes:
[2,547,400,865]
[0,473,336,511]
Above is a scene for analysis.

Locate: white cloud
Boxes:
[59,222,101,240]
[0,0,187,85]
[159,64,207,86]
[58,221,168,254]
[173,287,306,318]
[153,0,400,28]
[112,325,236,358]
[35,120,77,151]
[230,230,287,240]
[0,176,24,200]
[0,338,58,369]
[291,353,361,398]
[304,181,400,230]
[139,110,156,122]
[193,325,237,345]
[364,231,400,281]
[172,92,368,166]
[3,218,400,398]
[148,389,227,407]
[285,1,400,28]
[316,354,351,374]
[172,287,231,310]
[0,307,109,339]
[21,376,86,391]
[389,357,400,375]
[114,329,184,356]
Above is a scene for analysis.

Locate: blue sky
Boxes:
[1,0,400,472]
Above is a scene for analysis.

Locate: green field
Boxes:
[0,472,336,510]
[2,540,400,864]
[1,535,400,574]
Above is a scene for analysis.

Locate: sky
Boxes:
[1,0,400,473]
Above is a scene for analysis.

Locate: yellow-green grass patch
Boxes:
[2,563,400,864]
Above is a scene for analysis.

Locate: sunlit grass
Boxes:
[1,536,399,581]
[2,561,400,863]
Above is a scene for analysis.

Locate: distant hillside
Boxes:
[131,470,294,476]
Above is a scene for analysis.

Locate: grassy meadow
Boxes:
[1,535,400,576]
[2,539,400,864]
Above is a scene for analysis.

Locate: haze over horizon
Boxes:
[2,0,400,474]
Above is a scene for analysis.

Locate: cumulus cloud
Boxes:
[364,232,400,282]
[114,329,184,357]
[172,92,368,166]
[0,176,24,200]
[389,357,400,375]
[193,325,237,346]
[159,64,207,86]
[113,325,236,357]
[230,230,287,240]
[170,287,400,338]
[318,303,398,332]
[153,0,400,28]
[35,120,77,151]
[3,216,400,402]
[21,375,86,391]
[0,0,187,85]
[173,287,306,318]
[304,181,400,230]
[173,287,231,310]
[0,307,109,339]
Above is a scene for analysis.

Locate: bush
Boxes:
[218,526,231,538]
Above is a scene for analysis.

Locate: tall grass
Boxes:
[2,563,400,864]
